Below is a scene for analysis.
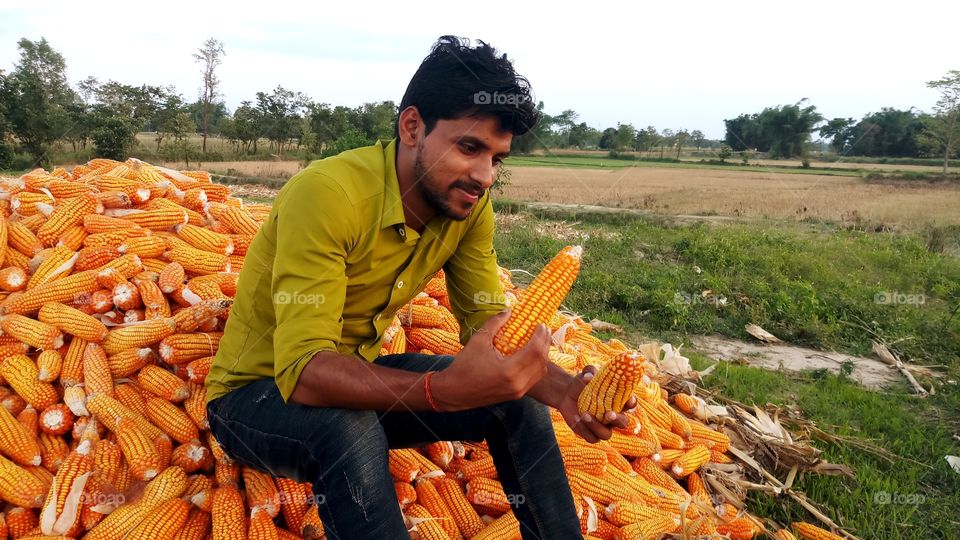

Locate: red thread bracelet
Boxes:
[423,371,442,412]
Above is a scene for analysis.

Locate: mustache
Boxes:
[451,180,484,197]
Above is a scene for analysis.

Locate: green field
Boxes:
[505,155,864,177]
[492,202,960,539]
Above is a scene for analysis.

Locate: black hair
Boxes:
[394,35,540,138]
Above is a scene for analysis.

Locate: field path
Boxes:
[688,335,937,390]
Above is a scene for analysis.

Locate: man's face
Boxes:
[412,115,513,221]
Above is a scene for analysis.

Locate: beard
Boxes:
[413,144,483,222]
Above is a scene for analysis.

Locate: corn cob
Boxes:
[121,207,189,231]
[158,332,221,364]
[38,404,74,436]
[671,445,710,477]
[248,509,279,540]
[614,515,679,540]
[465,477,512,514]
[175,224,235,255]
[0,404,42,465]
[213,205,260,235]
[211,486,247,540]
[38,302,108,342]
[169,438,212,473]
[243,466,281,518]
[102,317,177,354]
[1,355,59,410]
[26,245,77,289]
[791,522,845,540]
[404,503,451,540]
[407,328,463,355]
[494,245,582,355]
[0,269,99,315]
[56,223,88,250]
[37,194,100,246]
[578,352,643,420]
[87,392,165,440]
[18,403,39,437]
[435,476,486,538]
[0,267,27,292]
[0,454,48,507]
[137,364,190,402]
[163,243,231,275]
[0,314,64,350]
[8,221,43,256]
[472,512,520,540]
[38,440,94,535]
[414,478,459,538]
[559,444,607,476]
[113,416,163,480]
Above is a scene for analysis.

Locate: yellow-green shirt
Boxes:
[206,139,506,404]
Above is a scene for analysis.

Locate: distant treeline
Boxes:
[2,37,957,171]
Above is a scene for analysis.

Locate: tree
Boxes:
[921,70,960,174]
[614,123,636,152]
[690,129,705,150]
[511,101,551,154]
[849,108,923,157]
[0,37,76,166]
[230,101,263,154]
[723,101,823,158]
[675,129,690,159]
[193,38,225,153]
[255,86,308,156]
[152,89,188,150]
[598,127,617,150]
[819,117,856,154]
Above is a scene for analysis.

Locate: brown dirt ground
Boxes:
[502,166,960,228]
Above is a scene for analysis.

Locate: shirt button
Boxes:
[398,227,406,237]
[397,281,404,289]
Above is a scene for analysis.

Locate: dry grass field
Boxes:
[502,166,960,228]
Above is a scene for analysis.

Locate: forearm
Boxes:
[525,362,573,408]
[288,351,434,410]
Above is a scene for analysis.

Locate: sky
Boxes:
[1,0,957,139]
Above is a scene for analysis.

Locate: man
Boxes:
[205,36,633,539]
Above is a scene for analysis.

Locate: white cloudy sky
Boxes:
[1,0,956,139]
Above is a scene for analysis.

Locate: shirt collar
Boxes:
[381,139,406,230]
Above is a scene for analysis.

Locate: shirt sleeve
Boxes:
[443,193,508,344]
[271,173,355,402]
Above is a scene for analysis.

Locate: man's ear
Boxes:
[397,106,423,147]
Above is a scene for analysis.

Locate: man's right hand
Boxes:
[430,310,551,412]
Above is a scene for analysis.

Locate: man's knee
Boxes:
[301,408,390,478]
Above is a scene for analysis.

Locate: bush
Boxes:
[0,143,13,169]
[91,116,139,161]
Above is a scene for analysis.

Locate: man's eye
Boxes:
[460,143,477,154]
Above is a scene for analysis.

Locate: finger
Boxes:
[586,419,614,441]
[480,309,512,335]
[580,364,599,377]
[624,395,638,411]
[572,422,599,444]
[604,411,630,429]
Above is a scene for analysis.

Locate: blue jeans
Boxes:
[206,353,581,539]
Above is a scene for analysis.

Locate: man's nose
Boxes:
[469,158,497,190]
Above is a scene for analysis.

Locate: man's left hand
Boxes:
[554,365,638,444]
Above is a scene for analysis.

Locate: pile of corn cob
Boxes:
[0,158,843,540]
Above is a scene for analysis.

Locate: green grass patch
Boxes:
[504,155,862,177]
[685,353,960,539]
[495,209,959,537]
[493,203,960,365]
